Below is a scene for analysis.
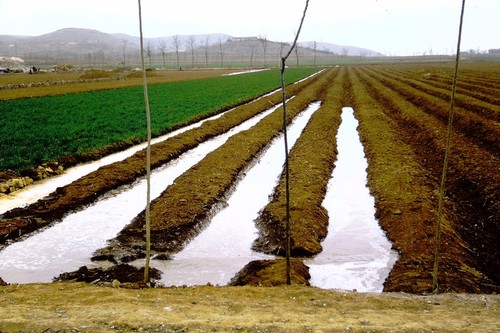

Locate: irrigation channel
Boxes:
[0,91,277,215]
[0,96,396,291]
[305,108,398,292]
[138,102,320,287]
[0,119,215,215]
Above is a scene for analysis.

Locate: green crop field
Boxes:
[0,68,318,172]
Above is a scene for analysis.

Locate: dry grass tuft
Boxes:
[1,282,498,332]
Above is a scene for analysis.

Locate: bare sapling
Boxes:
[137,0,153,284]
[280,0,310,285]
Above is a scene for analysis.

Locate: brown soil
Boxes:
[347,64,499,293]
[55,260,311,288]
[253,67,345,256]
[0,62,498,294]
[55,264,161,286]
[92,69,329,264]
[229,259,311,286]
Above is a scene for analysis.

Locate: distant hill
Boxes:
[0,28,383,68]
[0,28,136,63]
[299,41,383,57]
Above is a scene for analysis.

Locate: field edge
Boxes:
[1,282,499,332]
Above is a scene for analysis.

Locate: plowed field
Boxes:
[1,62,498,294]
[346,62,499,293]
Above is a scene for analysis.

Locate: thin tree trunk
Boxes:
[433,0,466,294]
[137,0,152,284]
[280,0,309,285]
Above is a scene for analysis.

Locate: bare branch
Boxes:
[283,0,310,62]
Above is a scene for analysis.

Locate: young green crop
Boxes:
[0,68,318,172]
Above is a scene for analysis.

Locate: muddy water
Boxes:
[305,107,398,292]
[0,103,282,283]
[141,102,321,287]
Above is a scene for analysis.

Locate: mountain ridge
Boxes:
[0,28,383,67]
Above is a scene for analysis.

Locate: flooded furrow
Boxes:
[306,107,398,292]
[0,117,214,215]
[96,70,333,264]
[0,103,282,283]
[143,102,321,287]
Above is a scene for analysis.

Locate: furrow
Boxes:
[92,69,335,263]
[351,66,499,293]
[376,64,500,104]
[360,66,499,155]
[367,65,500,121]
[252,67,345,256]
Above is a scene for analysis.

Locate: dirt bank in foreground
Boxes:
[1,282,498,332]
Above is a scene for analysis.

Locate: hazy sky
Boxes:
[0,0,498,55]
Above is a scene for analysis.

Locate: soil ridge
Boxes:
[92,70,333,263]
[349,65,498,293]
[253,67,345,256]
